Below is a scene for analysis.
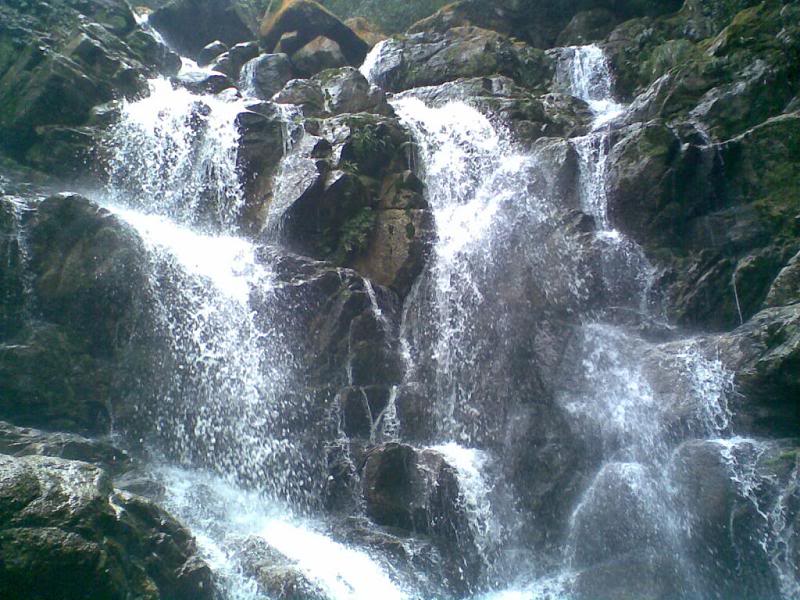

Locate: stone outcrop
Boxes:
[0,194,149,435]
[265,80,434,296]
[0,0,179,175]
[365,27,553,93]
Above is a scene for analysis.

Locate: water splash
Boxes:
[159,466,410,600]
[107,78,248,230]
[432,443,500,565]
[109,207,324,505]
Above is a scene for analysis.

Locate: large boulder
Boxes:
[400,75,592,147]
[149,0,254,57]
[321,0,451,34]
[0,199,25,341]
[407,0,682,49]
[0,194,150,435]
[259,0,369,67]
[713,305,800,437]
[0,420,131,475]
[28,194,148,356]
[360,442,483,592]
[239,53,294,99]
[668,438,795,598]
[365,27,553,93]
[0,454,214,599]
[264,111,434,296]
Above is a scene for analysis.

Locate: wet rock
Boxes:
[174,69,234,94]
[408,0,681,49]
[668,438,792,598]
[240,53,294,100]
[197,40,228,67]
[0,0,177,165]
[273,78,327,116]
[150,0,254,57]
[0,454,214,599]
[264,112,433,295]
[289,36,349,78]
[235,536,330,600]
[361,442,468,539]
[572,551,680,600]
[367,27,554,93]
[570,462,673,569]
[235,104,287,230]
[0,420,131,475]
[24,125,102,181]
[28,194,148,356]
[556,9,618,46]
[679,0,764,41]
[402,76,591,146]
[343,17,387,47]
[337,386,393,438]
[0,194,150,434]
[0,199,26,341]
[263,252,403,391]
[765,250,800,308]
[714,305,800,437]
[259,0,369,67]
[0,321,112,434]
[610,110,800,332]
[209,41,259,80]
[351,206,434,297]
[313,67,392,116]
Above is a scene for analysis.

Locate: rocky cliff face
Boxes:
[0,0,798,598]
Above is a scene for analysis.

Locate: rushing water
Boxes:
[86,34,800,599]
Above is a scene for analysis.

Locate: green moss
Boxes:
[640,39,704,83]
[339,206,375,255]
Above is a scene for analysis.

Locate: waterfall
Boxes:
[381,41,797,598]
[101,69,410,599]
[80,30,799,599]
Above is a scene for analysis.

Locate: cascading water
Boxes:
[381,42,799,599]
[100,66,413,598]
[107,78,248,229]
[78,25,798,599]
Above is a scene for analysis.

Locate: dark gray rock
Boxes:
[289,36,350,78]
[174,69,234,94]
[713,305,800,437]
[668,438,793,599]
[0,199,26,341]
[0,1,178,166]
[197,40,228,67]
[209,41,259,80]
[273,78,327,116]
[570,462,673,568]
[313,67,392,116]
[556,9,618,46]
[150,0,254,57]
[28,194,148,356]
[0,454,214,599]
[240,53,294,100]
[0,420,131,475]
